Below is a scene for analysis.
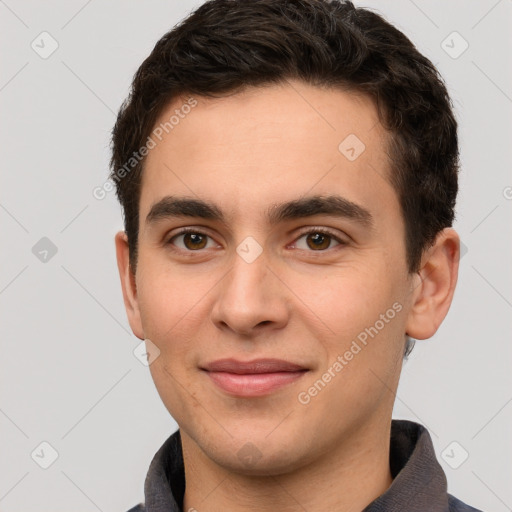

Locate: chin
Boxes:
[199,427,314,476]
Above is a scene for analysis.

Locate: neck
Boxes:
[181,419,393,512]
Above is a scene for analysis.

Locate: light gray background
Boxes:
[1,1,511,511]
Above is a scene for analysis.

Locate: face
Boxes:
[116,79,452,475]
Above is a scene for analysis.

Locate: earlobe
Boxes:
[404,228,460,340]
[114,231,145,340]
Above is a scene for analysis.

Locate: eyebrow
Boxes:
[145,194,374,229]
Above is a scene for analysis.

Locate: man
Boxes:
[111,0,482,510]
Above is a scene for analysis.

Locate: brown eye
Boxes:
[294,229,344,251]
[306,232,331,250]
[183,233,207,250]
[169,230,216,251]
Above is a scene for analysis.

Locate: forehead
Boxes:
[139,79,398,228]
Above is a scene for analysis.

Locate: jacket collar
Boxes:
[363,420,450,511]
[143,420,451,512]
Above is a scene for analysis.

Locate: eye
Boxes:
[293,229,345,251]
[168,229,218,251]
[166,227,346,253]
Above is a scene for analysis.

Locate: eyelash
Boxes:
[166,226,347,253]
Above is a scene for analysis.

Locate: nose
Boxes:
[210,249,290,337]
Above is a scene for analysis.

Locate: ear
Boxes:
[115,231,145,340]
[405,228,460,340]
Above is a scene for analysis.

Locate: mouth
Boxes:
[200,358,309,397]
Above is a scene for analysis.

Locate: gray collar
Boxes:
[137,420,480,512]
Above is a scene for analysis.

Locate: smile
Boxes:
[201,358,309,397]
[204,370,308,397]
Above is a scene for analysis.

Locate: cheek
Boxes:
[291,262,407,362]
[139,269,205,416]
[136,254,199,333]
[136,258,217,371]
[290,262,387,328]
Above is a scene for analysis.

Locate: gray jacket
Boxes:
[126,420,483,511]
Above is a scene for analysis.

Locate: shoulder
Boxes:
[126,504,145,512]
[449,494,484,512]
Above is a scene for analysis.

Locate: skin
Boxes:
[115,79,460,511]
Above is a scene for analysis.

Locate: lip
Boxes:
[201,358,309,397]
[202,358,307,373]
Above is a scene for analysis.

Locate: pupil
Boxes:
[185,233,205,249]
[307,233,329,250]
